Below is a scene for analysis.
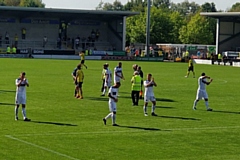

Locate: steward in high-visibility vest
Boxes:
[207,52,211,60]
[218,53,222,60]
[218,53,222,65]
[6,46,11,54]
[12,46,17,54]
[131,71,141,106]
[185,50,189,58]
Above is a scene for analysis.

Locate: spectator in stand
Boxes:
[96,29,100,41]
[5,32,9,44]
[125,46,130,56]
[12,46,17,54]
[22,28,26,39]
[57,37,61,49]
[14,34,18,48]
[75,37,80,49]
[6,45,11,54]
[86,36,91,48]
[43,36,48,48]
[91,29,96,47]
[197,50,201,58]
[0,34,2,47]
[71,38,74,49]
[81,37,86,50]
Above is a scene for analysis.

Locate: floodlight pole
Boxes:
[145,0,151,57]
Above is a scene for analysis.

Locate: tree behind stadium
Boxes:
[0,0,45,7]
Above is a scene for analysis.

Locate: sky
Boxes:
[42,0,238,11]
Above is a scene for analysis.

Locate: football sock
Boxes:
[152,105,156,113]
[76,89,80,97]
[15,106,18,117]
[143,106,147,113]
[193,100,198,107]
[205,101,209,109]
[102,88,106,95]
[112,114,116,124]
[22,108,26,119]
[105,113,112,120]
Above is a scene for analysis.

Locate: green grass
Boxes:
[0,58,240,160]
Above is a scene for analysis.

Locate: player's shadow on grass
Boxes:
[0,102,15,106]
[119,91,130,94]
[0,90,15,93]
[86,97,108,101]
[212,110,240,114]
[155,98,176,102]
[159,115,200,121]
[30,120,77,126]
[155,106,175,109]
[118,125,161,131]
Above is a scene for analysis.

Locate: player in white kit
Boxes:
[101,64,112,96]
[143,74,157,116]
[114,62,124,85]
[103,82,120,126]
[15,72,31,121]
[193,72,213,111]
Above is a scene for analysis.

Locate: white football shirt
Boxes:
[144,80,155,96]
[198,76,207,90]
[108,86,118,103]
[114,66,122,82]
[105,69,111,82]
[16,78,28,94]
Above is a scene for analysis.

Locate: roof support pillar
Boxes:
[216,18,220,54]
[122,16,126,51]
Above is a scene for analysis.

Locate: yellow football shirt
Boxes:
[189,59,193,67]
[80,53,85,60]
[76,69,84,82]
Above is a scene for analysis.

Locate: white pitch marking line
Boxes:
[7,126,240,137]
[5,135,80,160]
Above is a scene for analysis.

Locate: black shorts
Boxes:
[77,82,83,88]
[81,60,85,64]
[188,66,194,72]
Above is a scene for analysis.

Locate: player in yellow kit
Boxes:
[185,57,195,78]
[79,51,88,69]
[76,65,84,99]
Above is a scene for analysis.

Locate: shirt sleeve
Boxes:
[15,79,19,86]
[108,87,112,94]
[144,81,147,87]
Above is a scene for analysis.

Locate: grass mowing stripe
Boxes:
[5,135,80,160]
[6,125,240,137]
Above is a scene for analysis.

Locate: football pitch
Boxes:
[0,58,240,160]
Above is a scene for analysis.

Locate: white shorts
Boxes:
[196,89,208,100]
[15,93,26,104]
[114,78,121,84]
[109,101,117,112]
[144,96,156,103]
[104,80,111,87]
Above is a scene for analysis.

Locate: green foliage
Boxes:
[19,0,45,8]
[228,2,240,12]
[201,2,217,12]
[97,0,218,44]
[1,58,240,159]
[169,11,186,43]
[170,0,200,16]
[179,12,214,44]
[126,7,175,44]
[0,0,44,7]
